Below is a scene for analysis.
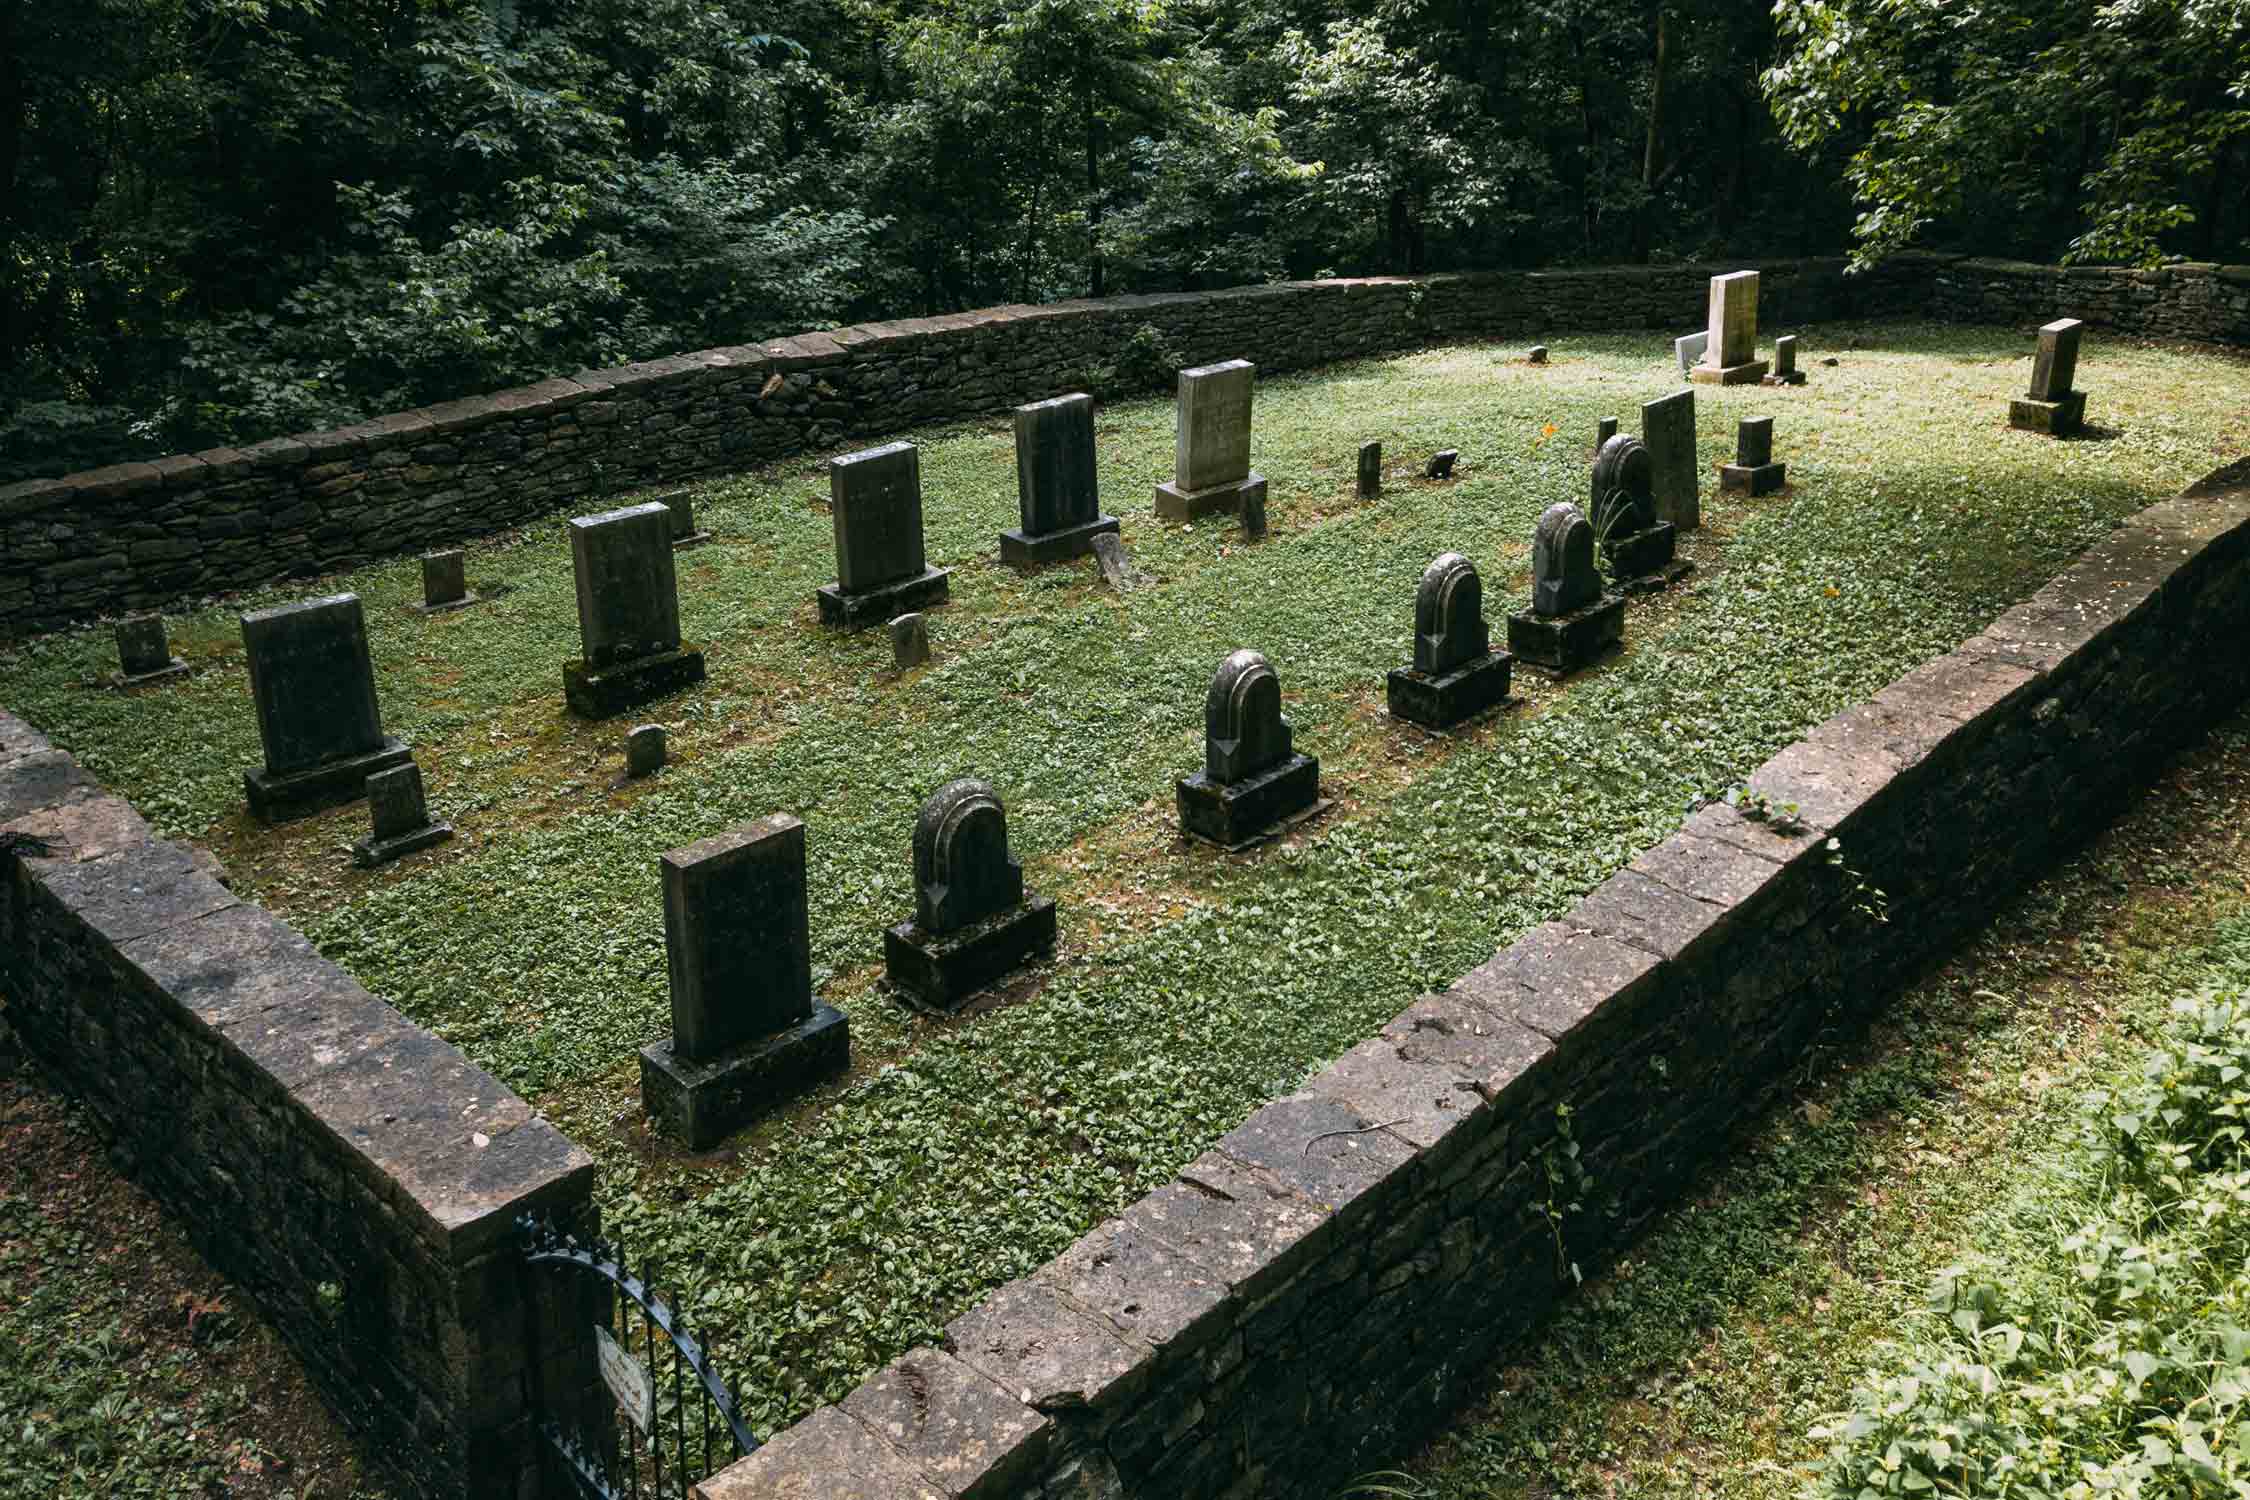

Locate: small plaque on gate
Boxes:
[595,1324,656,1433]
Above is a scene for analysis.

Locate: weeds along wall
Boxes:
[5,250,2238,642]
[0,729,600,1500]
[696,457,2250,1500]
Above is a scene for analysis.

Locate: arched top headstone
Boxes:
[913,778,1025,935]
[1414,553,1490,676]
[1532,503,1602,618]
[1590,434,1655,540]
[1204,649,1294,784]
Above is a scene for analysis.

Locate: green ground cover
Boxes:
[1,323,2242,1436]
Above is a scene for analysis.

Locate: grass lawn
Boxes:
[0,322,2242,1438]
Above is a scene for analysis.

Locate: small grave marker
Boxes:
[1425,450,1460,480]
[1506,504,1625,674]
[1762,334,1806,387]
[890,612,931,670]
[2009,318,2089,436]
[1175,650,1324,849]
[1387,553,1514,730]
[353,761,453,868]
[1719,416,1787,495]
[411,549,481,614]
[113,614,187,687]
[883,780,1058,1010]
[625,724,667,779]
[1356,441,1383,500]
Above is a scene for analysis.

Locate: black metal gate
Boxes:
[518,1214,761,1500]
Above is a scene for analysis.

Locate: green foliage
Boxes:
[1087,323,1182,399]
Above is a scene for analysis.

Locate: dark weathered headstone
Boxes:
[661,489,712,550]
[241,594,411,821]
[1527,345,1548,365]
[884,779,1057,1010]
[2010,318,2089,435]
[1691,270,1767,384]
[1425,450,1459,480]
[1642,388,1700,530]
[639,815,850,1148]
[1356,441,1383,500]
[890,612,930,670]
[1719,416,1787,495]
[1508,504,1624,674]
[1176,650,1322,848]
[1387,553,1513,730]
[353,761,452,868]
[1002,394,1119,565]
[1762,334,1806,386]
[1154,361,1266,521]
[1590,434,1680,585]
[422,551,469,610]
[1239,478,1269,540]
[563,502,706,717]
[114,614,186,686]
[1090,532,1143,592]
[818,442,952,627]
[626,724,667,779]
[1597,417,1619,448]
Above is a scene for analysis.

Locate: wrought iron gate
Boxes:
[518,1214,761,1500]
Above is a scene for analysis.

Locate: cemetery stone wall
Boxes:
[0,733,598,1500]
[1883,251,2250,346]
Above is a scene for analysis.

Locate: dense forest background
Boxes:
[4,0,2245,480]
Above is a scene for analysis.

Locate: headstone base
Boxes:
[243,738,414,823]
[1386,651,1515,731]
[2008,392,2086,436]
[1602,523,1677,585]
[352,820,454,870]
[1760,371,1807,387]
[639,1002,850,1150]
[1176,753,1322,850]
[113,658,191,689]
[1719,461,1788,495]
[1617,560,1695,596]
[1506,594,1626,675]
[816,567,952,630]
[1154,473,1266,523]
[1690,360,1769,386]
[408,593,485,617]
[563,647,708,720]
[884,896,1060,1012]
[999,515,1121,567]
[673,532,713,552]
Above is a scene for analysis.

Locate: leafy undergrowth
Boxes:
[1370,702,2250,1498]
[0,323,2243,1434]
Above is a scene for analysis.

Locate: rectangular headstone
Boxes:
[568,503,681,668]
[367,762,431,842]
[116,615,171,677]
[831,442,929,594]
[1736,416,1774,468]
[1173,361,1255,492]
[1014,394,1100,536]
[1674,331,1708,375]
[1706,271,1760,368]
[1642,389,1700,531]
[1356,441,1382,499]
[1597,417,1619,447]
[2029,318,2085,400]
[1772,335,1798,378]
[422,550,467,608]
[241,595,388,776]
[663,816,814,1060]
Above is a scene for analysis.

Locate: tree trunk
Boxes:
[1388,188,1410,274]
[1636,4,1667,263]
[1085,97,1104,299]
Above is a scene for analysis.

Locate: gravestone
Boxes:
[114,614,187,686]
[1528,345,1549,365]
[1590,434,1682,586]
[1387,553,1514,730]
[1642,388,1700,530]
[1425,450,1460,480]
[240,594,412,821]
[1154,361,1267,521]
[659,489,712,550]
[410,549,481,615]
[2009,319,2089,435]
[626,724,667,779]
[883,780,1058,1011]
[1674,331,1708,377]
[1690,271,1768,384]
[1763,334,1806,387]
[1597,417,1619,448]
[1719,416,1787,495]
[817,442,953,627]
[1175,650,1323,848]
[352,761,452,868]
[639,815,851,1149]
[890,612,931,670]
[1357,441,1383,500]
[1506,504,1625,674]
[1090,532,1144,592]
[562,502,707,717]
[1239,479,1269,541]
[1001,393,1119,564]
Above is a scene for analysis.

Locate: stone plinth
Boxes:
[1387,654,1513,731]
[1506,593,1625,674]
[241,594,412,821]
[2009,393,2087,436]
[1603,523,1679,585]
[563,647,707,719]
[816,568,951,628]
[885,898,1059,1012]
[1176,754,1323,849]
[641,1005,850,1150]
[1155,473,1266,523]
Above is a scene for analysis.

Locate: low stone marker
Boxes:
[562,502,707,718]
[1425,450,1459,480]
[1386,553,1514,730]
[1674,330,1708,376]
[890,612,930,670]
[1527,345,1549,365]
[817,441,952,628]
[1002,393,1119,565]
[1763,334,1806,387]
[1596,416,1619,448]
[1719,416,1787,495]
[113,614,187,687]
[1090,532,1144,592]
[1175,650,1323,849]
[1642,388,1700,530]
[883,779,1058,1011]
[625,724,667,779]
[1154,360,1267,521]
[1590,434,1683,587]
[411,549,481,614]
[240,593,412,821]
[1690,270,1768,385]
[660,489,712,551]
[639,815,851,1149]
[1239,480,1269,540]
[2009,318,2089,436]
[353,761,453,868]
[1506,503,1625,674]
[1356,441,1382,500]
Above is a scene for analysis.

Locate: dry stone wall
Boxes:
[697,456,2250,1500]
[0,722,600,1500]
